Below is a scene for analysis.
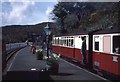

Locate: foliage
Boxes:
[36,49,42,55]
[36,49,43,60]
[2,22,56,44]
[46,56,58,65]
[45,53,60,65]
[52,2,118,34]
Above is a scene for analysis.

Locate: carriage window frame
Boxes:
[94,36,100,51]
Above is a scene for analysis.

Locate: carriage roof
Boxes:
[93,27,120,35]
[53,30,88,37]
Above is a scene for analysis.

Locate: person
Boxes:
[115,47,120,54]
[81,36,86,65]
[31,42,36,54]
[25,40,29,46]
[27,41,29,46]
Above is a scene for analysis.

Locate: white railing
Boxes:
[6,42,27,52]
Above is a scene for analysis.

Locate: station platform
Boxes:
[2,46,110,81]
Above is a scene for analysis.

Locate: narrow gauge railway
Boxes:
[52,27,120,81]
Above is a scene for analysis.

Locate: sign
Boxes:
[112,56,118,62]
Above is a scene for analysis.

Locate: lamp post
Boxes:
[44,24,51,58]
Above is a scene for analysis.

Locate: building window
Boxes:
[94,36,99,51]
[113,35,120,54]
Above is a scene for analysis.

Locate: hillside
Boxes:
[2,22,57,43]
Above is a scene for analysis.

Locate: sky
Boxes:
[0,0,119,27]
[0,0,58,27]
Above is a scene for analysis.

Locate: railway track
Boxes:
[2,43,27,75]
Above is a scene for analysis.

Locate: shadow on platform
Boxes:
[51,73,73,76]
[2,71,54,81]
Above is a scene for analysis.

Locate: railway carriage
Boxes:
[52,31,89,63]
[52,27,120,80]
[92,27,120,80]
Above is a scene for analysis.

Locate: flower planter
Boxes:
[46,54,60,74]
[36,49,43,60]
[50,62,59,74]
[37,53,43,60]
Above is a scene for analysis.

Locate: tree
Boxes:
[52,2,118,34]
[52,2,95,34]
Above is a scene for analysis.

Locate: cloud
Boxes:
[1,1,56,26]
[1,1,36,26]
[2,0,58,2]
[46,7,53,16]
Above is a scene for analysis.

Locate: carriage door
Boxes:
[88,32,93,69]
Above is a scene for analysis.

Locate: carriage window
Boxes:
[61,39,63,45]
[58,38,59,44]
[113,35,120,54]
[94,36,99,51]
[55,39,56,44]
[67,39,69,46]
[65,40,67,46]
[69,39,71,46]
[71,39,73,47]
[52,39,53,44]
[95,42,99,51]
[59,39,61,45]
[56,39,58,44]
[103,36,111,53]
[60,39,62,45]
[54,39,55,44]
[55,39,57,44]
[64,40,66,46]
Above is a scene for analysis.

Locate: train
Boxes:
[51,27,120,80]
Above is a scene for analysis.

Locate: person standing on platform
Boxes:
[31,42,36,54]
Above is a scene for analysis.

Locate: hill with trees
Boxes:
[2,2,119,43]
[2,22,57,44]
